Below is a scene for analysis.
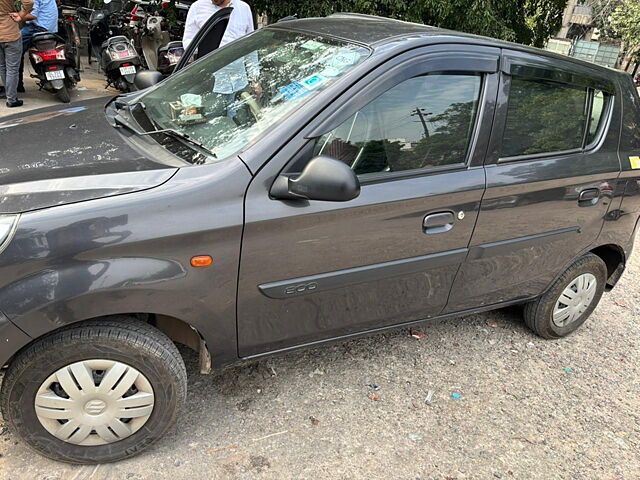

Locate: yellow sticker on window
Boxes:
[630,156,640,169]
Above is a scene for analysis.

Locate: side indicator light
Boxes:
[190,255,213,267]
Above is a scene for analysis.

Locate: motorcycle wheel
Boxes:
[57,84,71,103]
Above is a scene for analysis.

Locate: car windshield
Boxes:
[142,29,370,161]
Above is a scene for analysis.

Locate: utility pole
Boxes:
[411,107,431,138]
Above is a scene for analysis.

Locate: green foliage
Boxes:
[610,0,640,57]
[249,0,567,47]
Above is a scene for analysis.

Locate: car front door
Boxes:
[236,46,500,357]
[445,50,622,312]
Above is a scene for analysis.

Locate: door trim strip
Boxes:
[258,248,468,299]
[467,226,581,261]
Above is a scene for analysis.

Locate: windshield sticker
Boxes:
[320,66,342,77]
[301,40,325,51]
[630,156,640,169]
[300,74,327,91]
[330,49,360,68]
[278,82,312,102]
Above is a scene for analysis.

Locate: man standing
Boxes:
[183,0,260,119]
[182,0,254,49]
[17,0,57,92]
[0,0,33,107]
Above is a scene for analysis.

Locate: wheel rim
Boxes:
[552,273,597,328]
[34,359,155,446]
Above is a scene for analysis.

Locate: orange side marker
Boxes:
[190,255,213,267]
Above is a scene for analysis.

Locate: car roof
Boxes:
[271,13,627,79]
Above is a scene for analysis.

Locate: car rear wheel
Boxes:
[524,253,607,339]
[0,317,187,464]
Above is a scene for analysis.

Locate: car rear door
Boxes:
[446,50,622,312]
[236,46,500,357]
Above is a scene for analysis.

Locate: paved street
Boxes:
[0,238,638,479]
[0,56,115,117]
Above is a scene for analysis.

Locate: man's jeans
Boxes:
[0,39,23,103]
[18,24,47,89]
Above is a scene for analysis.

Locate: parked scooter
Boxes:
[28,31,80,103]
[87,0,143,92]
[100,35,142,92]
[156,40,184,76]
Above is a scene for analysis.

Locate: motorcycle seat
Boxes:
[101,36,130,49]
[102,35,130,48]
[31,31,64,45]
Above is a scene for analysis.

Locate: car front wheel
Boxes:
[524,253,607,339]
[0,317,187,464]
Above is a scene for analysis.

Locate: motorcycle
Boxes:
[133,4,183,76]
[100,34,142,92]
[87,0,143,92]
[156,40,184,76]
[28,31,81,103]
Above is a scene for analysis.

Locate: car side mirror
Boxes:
[134,70,164,90]
[271,156,360,202]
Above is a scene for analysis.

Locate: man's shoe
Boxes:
[17,85,25,93]
[6,99,23,108]
[0,86,5,99]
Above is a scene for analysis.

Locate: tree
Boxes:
[610,0,640,61]
[249,0,568,47]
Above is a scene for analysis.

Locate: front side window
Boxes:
[314,73,483,178]
[142,29,370,161]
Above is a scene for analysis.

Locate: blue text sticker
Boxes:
[278,82,311,101]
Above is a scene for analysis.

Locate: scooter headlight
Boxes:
[0,215,19,253]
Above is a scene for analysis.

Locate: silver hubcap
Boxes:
[34,360,155,446]
[552,273,597,327]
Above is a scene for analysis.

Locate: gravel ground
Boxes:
[0,240,638,480]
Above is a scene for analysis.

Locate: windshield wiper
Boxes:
[139,128,217,158]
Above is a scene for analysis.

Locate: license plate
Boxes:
[45,70,65,80]
[119,66,136,75]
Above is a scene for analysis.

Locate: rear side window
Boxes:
[587,89,608,145]
[502,78,588,157]
[501,78,611,158]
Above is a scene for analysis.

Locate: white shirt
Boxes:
[182,0,257,94]
[183,0,254,49]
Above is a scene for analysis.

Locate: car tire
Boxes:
[0,317,187,464]
[524,253,607,339]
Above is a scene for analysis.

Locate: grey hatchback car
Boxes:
[1,14,639,463]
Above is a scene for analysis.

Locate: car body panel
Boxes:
[235,46,499,357]
[0,161,251,366]
[0,98,180,213]
[445,48,624,311]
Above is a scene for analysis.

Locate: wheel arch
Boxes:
[3,313,213,374]
[589,243,626,290]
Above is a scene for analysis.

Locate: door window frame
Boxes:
[263,46,501,193]
[486,51,617,165]
[298,48,501,184]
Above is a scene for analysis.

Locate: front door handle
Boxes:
[423,211,455,234]
[578,188,600,207]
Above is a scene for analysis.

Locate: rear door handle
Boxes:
[423,211,455,234]
[578,188,600,207]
